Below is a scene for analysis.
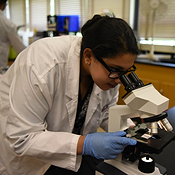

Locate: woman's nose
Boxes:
[114,78,122,84]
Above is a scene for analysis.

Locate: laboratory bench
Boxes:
[117,57,175,109]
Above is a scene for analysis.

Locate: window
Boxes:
[29,0,48,31]
[7,0,175,40]
[139,0,175,39]
[8,0,25,28]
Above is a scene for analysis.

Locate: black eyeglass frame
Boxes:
[94,54,137,79]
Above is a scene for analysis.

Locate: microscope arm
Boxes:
[109,105,139,132]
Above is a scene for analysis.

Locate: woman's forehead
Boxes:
[104,53,136,68]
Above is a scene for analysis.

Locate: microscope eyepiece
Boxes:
[128,72,144,88]
[120,74,136,93]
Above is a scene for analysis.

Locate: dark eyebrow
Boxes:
[109,65,124,71]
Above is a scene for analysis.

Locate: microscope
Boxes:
[96,70,175,175]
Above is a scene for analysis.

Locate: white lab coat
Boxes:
[0,10,25,67]
[0,35,122,175]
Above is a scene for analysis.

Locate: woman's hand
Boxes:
[80,131,137,159]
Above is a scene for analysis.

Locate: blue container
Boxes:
[57,15,79,32]
[69,15,79,32]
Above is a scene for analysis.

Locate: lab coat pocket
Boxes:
[101,103,109,113]
[0,163,6,174]
[96,104,108,125]
[96,103,109,125]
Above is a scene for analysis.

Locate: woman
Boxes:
[0,15,138,175]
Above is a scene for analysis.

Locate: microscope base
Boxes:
[96,159,166,175]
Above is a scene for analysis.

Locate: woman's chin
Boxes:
[99,86,111,91]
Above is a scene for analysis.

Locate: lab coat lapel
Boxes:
[65,38,81,130]
[84,84,102,127]
[66,98,78,130]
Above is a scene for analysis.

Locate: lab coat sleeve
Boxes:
[7,24,26,54]
[5,62,81,172]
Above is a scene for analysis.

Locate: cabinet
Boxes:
[117,62,175,109]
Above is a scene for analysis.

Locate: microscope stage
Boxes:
[131,128,175,154]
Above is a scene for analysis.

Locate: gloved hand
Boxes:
[82,131,137,159]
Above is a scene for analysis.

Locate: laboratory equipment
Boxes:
[97,71,175,175]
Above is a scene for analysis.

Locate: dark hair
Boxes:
[80,15,139,59]
[0,0,7,6]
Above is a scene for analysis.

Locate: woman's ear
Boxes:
[83,48,93,65]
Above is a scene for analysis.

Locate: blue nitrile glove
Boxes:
[82,131,137,159]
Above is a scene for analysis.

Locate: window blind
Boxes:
[59,0,80,16]
[29,0,48,31]
[8,0,25,27]
[55,0,60,15]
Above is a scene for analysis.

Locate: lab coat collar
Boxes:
[93,83,103,95]
[65,36,103,129]
[84,84,102,127]
[65,36,103,99]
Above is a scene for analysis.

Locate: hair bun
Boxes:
[81,15,103,35]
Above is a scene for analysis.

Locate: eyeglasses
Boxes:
[94,54,136,79]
